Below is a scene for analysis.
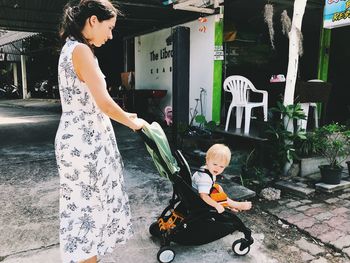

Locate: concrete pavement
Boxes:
[0,99,270,263]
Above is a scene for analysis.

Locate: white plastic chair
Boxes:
[223,75,268,134]
[297,79,322,130]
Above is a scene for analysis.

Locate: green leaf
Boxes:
[195,115,206,124]
[205,121,217,131]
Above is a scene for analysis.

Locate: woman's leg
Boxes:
[79,255,97,263]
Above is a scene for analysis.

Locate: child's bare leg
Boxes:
[227,198,252,211]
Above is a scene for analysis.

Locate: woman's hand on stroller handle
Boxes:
[131,118,149,131]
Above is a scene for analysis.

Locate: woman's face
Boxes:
[87,15,116,47]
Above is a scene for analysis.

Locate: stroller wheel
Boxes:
[232,238,251,256]
[149,222,161,237]
[157,246,175,263]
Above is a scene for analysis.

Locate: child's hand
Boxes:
[215,204,225,213]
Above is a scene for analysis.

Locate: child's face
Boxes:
[206,158,227,176]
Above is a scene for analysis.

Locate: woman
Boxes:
[56,1,146,262]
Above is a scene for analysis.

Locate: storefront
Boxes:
[323,0,350,124]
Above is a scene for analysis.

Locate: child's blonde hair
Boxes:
[206,144,231,167]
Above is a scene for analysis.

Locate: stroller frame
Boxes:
[140,129,254,263]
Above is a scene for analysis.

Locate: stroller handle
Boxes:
[137,129,158,152]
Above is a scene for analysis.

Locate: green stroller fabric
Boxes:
[142,122,180,178]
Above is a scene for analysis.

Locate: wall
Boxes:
[134,15,216,123]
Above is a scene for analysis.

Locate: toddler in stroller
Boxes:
[140,122,254,263]
[192,143,252,214]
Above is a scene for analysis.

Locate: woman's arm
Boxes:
[72,44,145,130]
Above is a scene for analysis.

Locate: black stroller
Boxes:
[140,122,254,263]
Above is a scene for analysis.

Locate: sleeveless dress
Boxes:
[55,38,133,263]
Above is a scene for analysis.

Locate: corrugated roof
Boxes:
[0,30,37,47]
[0,0,198,37]
[0,0,324,38]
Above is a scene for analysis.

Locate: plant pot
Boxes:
[347,161,350,176]
[319,165,343,185]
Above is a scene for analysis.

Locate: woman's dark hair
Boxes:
[59,0,119,46]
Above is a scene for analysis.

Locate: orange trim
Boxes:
[158,210,184,231]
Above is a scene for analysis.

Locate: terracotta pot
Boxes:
[319,165,343,185]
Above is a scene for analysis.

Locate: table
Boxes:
[265,81,332,126]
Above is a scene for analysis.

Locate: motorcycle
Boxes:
[0,83,21,99]
[33,79,59,99]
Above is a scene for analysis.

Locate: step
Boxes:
[275,180,315,197]
[217,175,256,201]
[315,180,350,193]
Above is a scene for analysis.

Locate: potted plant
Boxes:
[294,131,324,177]
[313,123,350,184]
[265,101,307,177]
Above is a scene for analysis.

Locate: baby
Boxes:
[192,144,252,213]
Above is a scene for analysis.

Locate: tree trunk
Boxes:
[283,0,308,174]
[283,0,307,106]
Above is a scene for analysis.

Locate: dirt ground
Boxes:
[239,196,348,263]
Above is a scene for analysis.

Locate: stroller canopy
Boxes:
[142,122,180,178]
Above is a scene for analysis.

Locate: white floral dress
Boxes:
[55,39,133,263]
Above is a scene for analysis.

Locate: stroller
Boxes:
[140,122,254,263]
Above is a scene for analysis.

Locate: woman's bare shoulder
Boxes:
[72,43,93,60]
[72,44,95,81]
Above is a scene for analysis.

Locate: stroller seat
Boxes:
[140,122,254,263]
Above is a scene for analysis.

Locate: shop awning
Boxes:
[0,30,37,47]
[0,30,38,61]
[0,0,198,38]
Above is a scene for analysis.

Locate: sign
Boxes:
[324,0,350,29]
[0,52,5,61]
[135,15,217,122]
[214,45,224,60]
